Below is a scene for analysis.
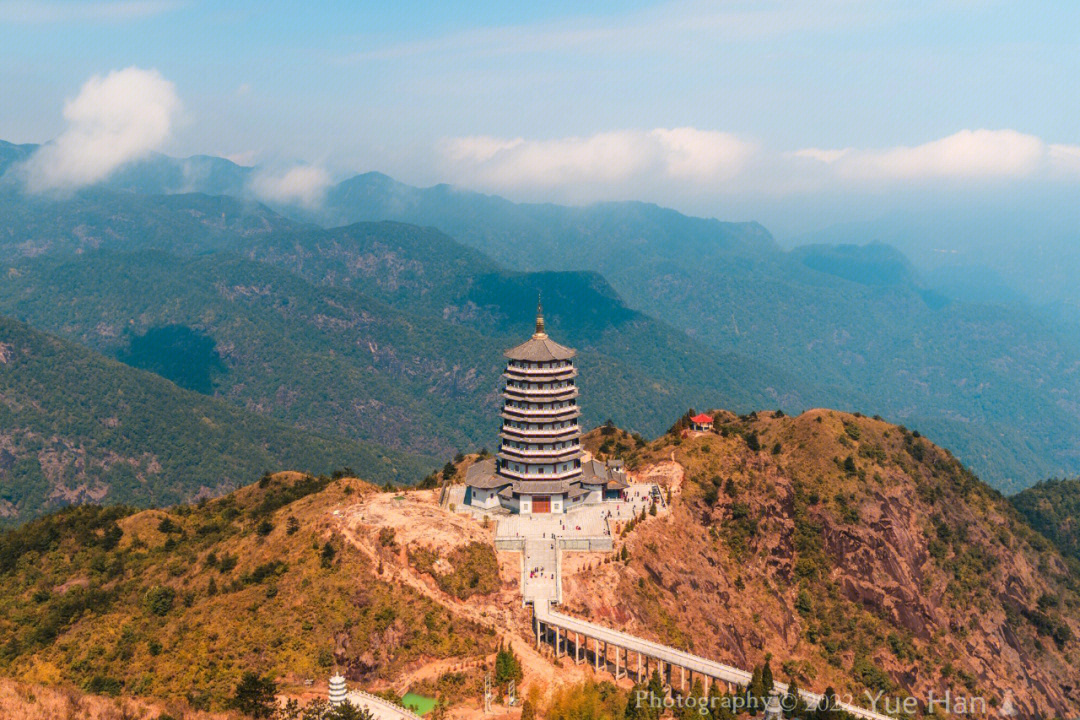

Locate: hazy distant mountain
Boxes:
[794,196,1080,317]
[2,148,1079,490]
[0,141,251,197]
[0,140,35,176]
[310,172,1080,492]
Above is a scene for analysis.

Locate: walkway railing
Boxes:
[343,689,425,720]
[532,599,893,720]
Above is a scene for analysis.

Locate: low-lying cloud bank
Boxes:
[443,128,755,190]
[10,66,1079,211]
[794,129,1080,182]
[440,127,1080,203]
[18,66,180,193]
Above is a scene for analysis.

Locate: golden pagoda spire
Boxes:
[534,293,547,338]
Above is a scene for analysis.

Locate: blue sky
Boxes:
[2,0,1078,235]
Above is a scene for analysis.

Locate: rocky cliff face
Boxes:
[568,412,1080,717]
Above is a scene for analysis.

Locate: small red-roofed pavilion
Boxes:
[690,413,714,432]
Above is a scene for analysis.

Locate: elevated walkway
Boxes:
[342,690,425,720]
[532,600,893,720]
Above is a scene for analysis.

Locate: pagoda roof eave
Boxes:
[504,336,577,362]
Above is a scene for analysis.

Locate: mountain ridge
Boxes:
[1,410,1078,716]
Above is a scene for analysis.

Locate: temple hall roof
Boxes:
[580,458,629,489]
[510,479,574,495]
[464,458,507,489]
[567,484,590,500]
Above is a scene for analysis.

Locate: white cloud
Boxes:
[19,66,180,192]
[652,127,754,181]
[441,128,755,195]
[436,127,1080,206]
[249,165,332,208]
[794,129,1049,181]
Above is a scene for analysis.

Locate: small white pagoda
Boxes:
[328,674,347,706]
[465,300,627,514]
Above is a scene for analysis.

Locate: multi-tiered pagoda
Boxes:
[465,302,627,514]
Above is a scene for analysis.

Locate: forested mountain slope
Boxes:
[0,315,428,525]
[1012,478,1080,565]
[0,190,803,465]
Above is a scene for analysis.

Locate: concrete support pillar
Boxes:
[594,638,600,670]
[575,633,582,664]
[637,652,643,682]
[681,666,686,692]
[535,617,540,649]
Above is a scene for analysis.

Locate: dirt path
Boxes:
[331,491,601,699]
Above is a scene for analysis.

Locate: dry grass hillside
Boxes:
[0,472,496,712]
[0,676,237,720]
[567,411,1080,718]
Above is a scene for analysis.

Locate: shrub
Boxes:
[143,586,176,616]
[795,589,813,616]
[320,542,337,568]
[83,675,123,696]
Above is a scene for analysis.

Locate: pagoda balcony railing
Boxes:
[503,386,578,400]
[498,445,583,461]
[501,407,581,421]
[502,400,578,411]
[503,381,577,392]
[503,367,577,381]
[496,466,583,482]
[502,400,579,411]
[499,427,581,441]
